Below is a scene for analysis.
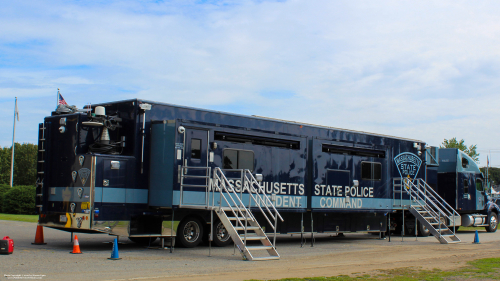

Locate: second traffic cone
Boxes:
[108,237,121,260]
[473,230,480,244]
[32,225,47,245]
[70,235,82,254]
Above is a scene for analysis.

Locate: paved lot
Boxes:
[1,220,500,280]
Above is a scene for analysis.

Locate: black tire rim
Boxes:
[216,222,230,243]
[183,221,200,243]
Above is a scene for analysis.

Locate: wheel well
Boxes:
[179,213,208,227]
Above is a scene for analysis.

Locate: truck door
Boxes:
[475,178,485,210]
[459,176,475,211]
[181,127,210,206]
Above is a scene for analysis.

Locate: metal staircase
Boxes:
[212,168,283,261]
[394,178,461,244]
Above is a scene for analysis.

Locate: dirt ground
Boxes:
[1,220,498,280]
[169,237,500,281]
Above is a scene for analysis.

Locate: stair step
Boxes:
[446,241,461,244]
[436,228,450,232]
[228,217,252,221]
[235,226,260,231]
[251,256,280,261]
[246,245,274,250]
[242,236,267,241]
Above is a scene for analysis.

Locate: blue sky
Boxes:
[1,0,500,166]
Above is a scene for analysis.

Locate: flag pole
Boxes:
[10,97,18,187]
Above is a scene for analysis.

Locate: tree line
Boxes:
[0,142,38,186]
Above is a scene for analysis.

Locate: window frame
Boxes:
[222,148,255,172]
[360,161,382,181]
[190,138,202,160]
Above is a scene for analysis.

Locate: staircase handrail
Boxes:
[417,179,460,219]
[407,178,458,220]
[405,181,446,221]
[403,178,459,230]
[213,168,255,229]
[242,170,284,231]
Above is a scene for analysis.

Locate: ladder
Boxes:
[35,123,46,213]
[395,178,461,244]
[212,168,283,261]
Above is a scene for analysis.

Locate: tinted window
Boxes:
[462,157,469,168]
[223,149,238,169]
[476,179,483,191]
[191,139,201,159]
[223,149,254,171]
[361,162,382,181]
[238,150,254,171]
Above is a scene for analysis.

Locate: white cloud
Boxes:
[1,0,500,166]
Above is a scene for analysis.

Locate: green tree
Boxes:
[441,138,479,162]
[480,167,500,186]
[0,143,38,186]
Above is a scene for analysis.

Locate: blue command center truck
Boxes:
[35,99,499,259]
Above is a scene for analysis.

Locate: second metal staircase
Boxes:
[212,168,283,261]
[395,177,461,244]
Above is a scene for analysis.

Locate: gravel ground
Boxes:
[1,220,499,280]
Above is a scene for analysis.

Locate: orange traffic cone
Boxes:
[32,225,47,245]
[70,235,82,254]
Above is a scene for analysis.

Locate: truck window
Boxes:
[476,179,483,191]
[223,149,254,171]
[462,157,469,168]
[191,139,201,159]
[361,162,381,181]
[464,179,469,194]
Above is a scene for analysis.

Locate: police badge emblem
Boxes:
[78,168,91,186]
[72,171,77,182]
[79,155,85,166]
[394,152,422,179]
[76,217,83,228]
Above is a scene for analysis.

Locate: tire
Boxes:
[417,221,430,237]
[177,217,204,248]
[212,220,232,247]
[485,212,498,233]
[128,237,158,245]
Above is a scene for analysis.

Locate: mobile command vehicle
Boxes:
[34,99,498,260]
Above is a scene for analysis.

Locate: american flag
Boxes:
[58,89,67,105]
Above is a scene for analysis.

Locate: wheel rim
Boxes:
[216,222,230,243]
[490,216,498,229]
[183,221,200,243]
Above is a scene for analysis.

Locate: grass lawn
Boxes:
[247,257,500,281]
[459,226,486,231]
[0,213,39,223]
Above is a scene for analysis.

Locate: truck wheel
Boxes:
[417,222,430,237]
[212,221,232,247]
[129,237,158,245]
[485,212,498,233]
[177,217,204,248]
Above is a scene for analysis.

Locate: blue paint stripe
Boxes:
[49,187,148,204]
